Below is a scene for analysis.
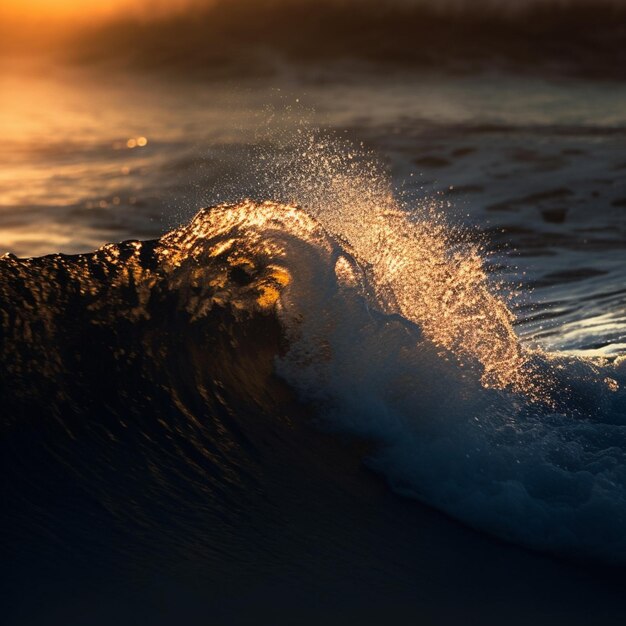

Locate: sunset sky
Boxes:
[0,0,200,21]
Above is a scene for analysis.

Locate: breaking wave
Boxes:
[1,192,625,564]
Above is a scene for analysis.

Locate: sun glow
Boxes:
[0,0,199,21]
[2,1,124,19]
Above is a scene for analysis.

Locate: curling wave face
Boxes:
[1,201,625,565]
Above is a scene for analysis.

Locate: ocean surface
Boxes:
[1,38,626,625]
[2,63,624,353]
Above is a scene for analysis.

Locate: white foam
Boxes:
[276,233,626,561]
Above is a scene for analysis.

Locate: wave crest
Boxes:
[2,199,625,562]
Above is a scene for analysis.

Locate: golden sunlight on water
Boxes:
[254,134,553,400]
[167,200,551,401]
[335,206,550,400]
[0,69,162,255]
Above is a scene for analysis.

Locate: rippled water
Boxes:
[1,63,624,355]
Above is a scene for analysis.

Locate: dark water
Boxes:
[1,199,625,625]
